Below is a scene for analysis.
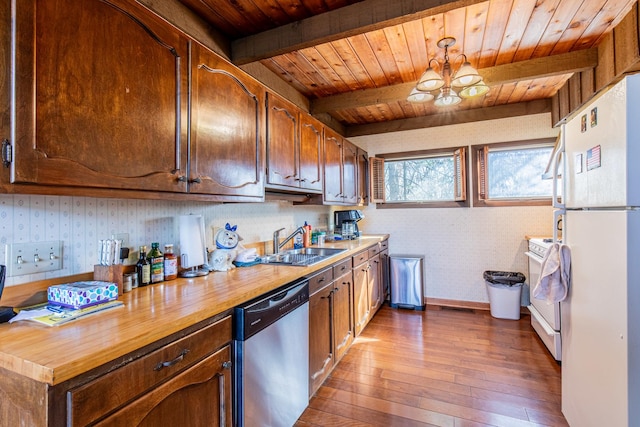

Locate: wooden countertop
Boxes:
[0,235,388,385]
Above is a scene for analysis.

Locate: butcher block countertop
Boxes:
[0,235,389,386]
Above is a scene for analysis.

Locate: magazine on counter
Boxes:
[11,300,124,326]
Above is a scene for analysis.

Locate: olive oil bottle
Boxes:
[136,246,151,287]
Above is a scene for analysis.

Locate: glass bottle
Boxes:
[147,242,164,284]
[163,244,178,281]
[136,246,151,287]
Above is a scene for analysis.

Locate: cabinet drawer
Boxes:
[380,239,389,251]
[68,316,232,426]
[333,258,352,277]
[368,244,380,258]
[352,250,368,267]
[309,267,334,295]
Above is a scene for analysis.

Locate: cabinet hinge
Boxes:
[2,139,11,168]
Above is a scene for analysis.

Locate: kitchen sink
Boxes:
[259,247,346,266]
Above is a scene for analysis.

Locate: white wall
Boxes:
[0,196,329,287]
[351,113,558,304]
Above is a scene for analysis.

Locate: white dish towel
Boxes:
[533,243,572,304]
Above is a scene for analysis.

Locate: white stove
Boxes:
[525,238,561,361]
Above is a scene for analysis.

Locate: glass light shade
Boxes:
[407,88,435,103]
[434,89,462,107]
[416,67,444,92]
[451,62,482,87]
[459,82,490,98]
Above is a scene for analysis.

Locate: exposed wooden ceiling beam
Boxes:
[312,48,598,114]
[231,0,487,65]
[345,99,552,137]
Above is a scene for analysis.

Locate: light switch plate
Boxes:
[5,240,63,277]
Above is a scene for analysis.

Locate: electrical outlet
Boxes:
[5,240,63,277]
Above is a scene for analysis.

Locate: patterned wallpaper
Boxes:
[0,196,329,287]
[352,113,559,303]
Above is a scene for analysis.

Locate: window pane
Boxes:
[384,156,454,202]
[487,147,553,198]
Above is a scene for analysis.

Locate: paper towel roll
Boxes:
[179,214,207,269]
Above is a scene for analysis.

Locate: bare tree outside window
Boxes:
[385,156,454,202]
[487,147,553,198]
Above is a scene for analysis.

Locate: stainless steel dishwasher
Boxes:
[233,278,309,427]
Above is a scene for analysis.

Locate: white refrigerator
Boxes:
[560,74,640,427]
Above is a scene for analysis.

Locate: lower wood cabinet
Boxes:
[353,243,386,337]
[65,315,233,426]
[308,261,354,396]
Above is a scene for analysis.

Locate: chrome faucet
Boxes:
[273,226,307,254]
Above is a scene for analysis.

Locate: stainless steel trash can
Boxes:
[390,255,425,310]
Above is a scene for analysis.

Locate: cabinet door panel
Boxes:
[333,272,354,363]
[353,263,369,336]
[323,130,343,203]
[309,285,333,396]
[190,44,265,199]
[266,94,298,188]
[369,254,382,315]
[95,345,232,427]
[13,0,188,191]
[299,116,323,191]
[357,148,369,205]
[342,141,358,204]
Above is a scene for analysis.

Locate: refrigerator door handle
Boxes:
[553,209,565,243]
[552,124,566,209]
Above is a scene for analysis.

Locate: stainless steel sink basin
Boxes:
[259,247,346,266]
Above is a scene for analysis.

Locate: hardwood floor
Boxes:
[297,305,567,427]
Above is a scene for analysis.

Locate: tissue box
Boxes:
[48,281,119,309]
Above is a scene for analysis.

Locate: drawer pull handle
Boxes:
[318,277,325,283]
[154,349,189,371]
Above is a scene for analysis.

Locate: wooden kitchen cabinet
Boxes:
[94,345,232,427]
[308,261,354,396]
[323,128,358,205]
[353,256,370,336]
[357,148,369,205]
[10,0,189,193]
[65,315,233,426]
[352,246,384,336]
[189,42,265,201]
[332,270,354,363]
[309,275,334,395]
[266,93,323,192]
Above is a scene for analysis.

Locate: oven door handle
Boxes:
[525,251,544,264]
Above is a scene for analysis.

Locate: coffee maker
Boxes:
[334,210,364,239]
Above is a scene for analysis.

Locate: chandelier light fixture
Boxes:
[407,37,489,106]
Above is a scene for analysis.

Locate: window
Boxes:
[370,147,468,208]
[473,138,556,207]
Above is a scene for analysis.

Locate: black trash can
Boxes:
[483,271,526,320]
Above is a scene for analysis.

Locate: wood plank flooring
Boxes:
[297,306,567,427]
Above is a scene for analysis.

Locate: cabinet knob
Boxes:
[189,177,202,184]
[176,176,187,182]
[222,361,232,370]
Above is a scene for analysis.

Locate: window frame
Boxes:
[472,138,556,207]
[374,146,469,209]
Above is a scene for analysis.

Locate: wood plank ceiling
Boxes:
[178,0,636,134]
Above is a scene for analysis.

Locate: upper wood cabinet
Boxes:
[323,128,344,204]
[357,148,369,205]
[266,93,323,192]
[323,128,359,205]
[189,43,265,201]
[10,0,189,193]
